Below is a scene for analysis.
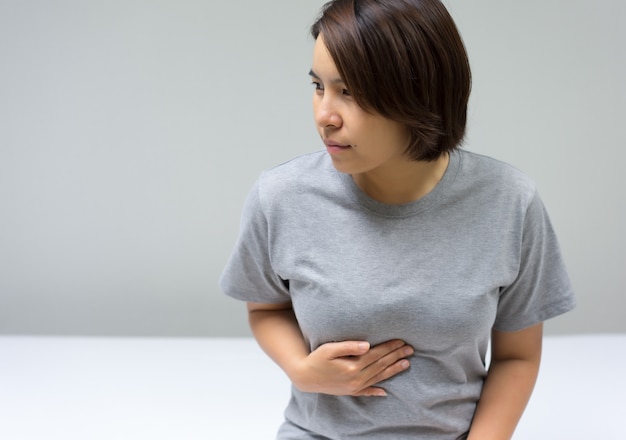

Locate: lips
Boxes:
[324,140,352,155]
[324,139,351,148]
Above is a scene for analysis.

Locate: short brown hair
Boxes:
[311,0,471,161]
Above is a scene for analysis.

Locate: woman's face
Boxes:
[310,36,411,177]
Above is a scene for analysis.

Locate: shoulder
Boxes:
[456,150,538,206]
[262,150,329,179]
[459,150,536,190]
[256,150,334,198]
[244,150,342,218]
[237,152,333,231]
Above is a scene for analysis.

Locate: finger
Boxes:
[352,386,388,397]
[320,340,370,358]
[358,339,407,365]
[361,357,411,390]
[357,342,413,385]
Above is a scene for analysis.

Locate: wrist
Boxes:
[286,355,314,392]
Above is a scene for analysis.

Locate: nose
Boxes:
[314,96,342,129]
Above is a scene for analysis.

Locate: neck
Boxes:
[352,153,450,205]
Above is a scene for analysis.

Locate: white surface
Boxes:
[1,334,624,439]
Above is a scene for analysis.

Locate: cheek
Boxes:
[362,123,397,147]
[382,124,411,152]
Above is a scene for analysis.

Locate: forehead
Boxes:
[311,36,344,83]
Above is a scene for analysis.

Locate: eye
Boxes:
[342,88,351,96]
[311,81,324,94]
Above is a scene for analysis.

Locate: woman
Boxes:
[220,0,575,438]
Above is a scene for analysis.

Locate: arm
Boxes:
[467,322,543,440]
[247,301,413,397]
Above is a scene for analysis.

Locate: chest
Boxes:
[270,206,520,350]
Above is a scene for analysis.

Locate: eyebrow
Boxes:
[308,69,345,85]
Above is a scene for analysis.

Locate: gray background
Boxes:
[1,0,624,337]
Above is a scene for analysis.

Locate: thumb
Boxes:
[321,340,370,358]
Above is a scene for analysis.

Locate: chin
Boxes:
[328,158,356,175]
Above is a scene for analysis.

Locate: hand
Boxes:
[290,339,413,397]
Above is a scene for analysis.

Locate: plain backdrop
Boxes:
[0,0,624,337]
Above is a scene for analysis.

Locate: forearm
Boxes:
[247,304,310,380]
[467,356,540,439]
[246,301,413,396]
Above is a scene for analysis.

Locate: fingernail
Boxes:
[358,342,369,351]
[404,347,414,356]
[400,360,410,369]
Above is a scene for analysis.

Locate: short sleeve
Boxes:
[493,190,576,331]
[219,178,291,304]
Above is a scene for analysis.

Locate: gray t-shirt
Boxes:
[219,149,575,439]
